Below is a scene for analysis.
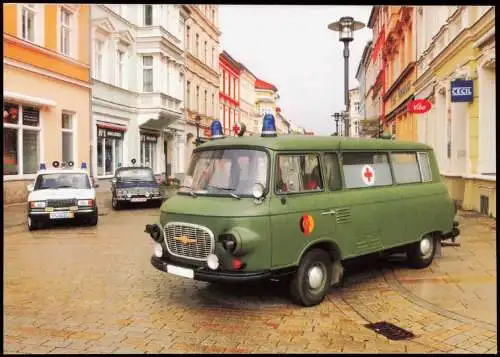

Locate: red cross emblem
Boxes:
[232,123,240,135]
[362,165,375,185]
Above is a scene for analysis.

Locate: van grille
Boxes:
[163,222,215,261]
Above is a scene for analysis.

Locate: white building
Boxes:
[348,87,362,137]
[91,4,186,181]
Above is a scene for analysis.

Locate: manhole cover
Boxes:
[365,321,415,340]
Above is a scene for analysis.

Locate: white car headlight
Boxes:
[30,201,46,208]
[77,199,94,207]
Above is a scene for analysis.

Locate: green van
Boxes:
[146,132,459,306]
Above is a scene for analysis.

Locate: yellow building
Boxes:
[414,6,495,217]
[3,4,91,204]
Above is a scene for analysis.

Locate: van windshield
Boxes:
[181,149,268,197]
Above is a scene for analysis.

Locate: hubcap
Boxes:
[307,265,325,290]
[420,237,433,258]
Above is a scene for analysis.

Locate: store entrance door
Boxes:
[164,140,170,178]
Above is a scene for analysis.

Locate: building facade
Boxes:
[219,51,241,136]
[3,4,91,204]
[348,87,362,137]
[367,6,387,138]
[182,5,220,163]
[381,6,416,141]
[90,4,185,181]
[414,6,495,217]
[238,63,260,135]
[275,107,290,134]
[255,78,279,120]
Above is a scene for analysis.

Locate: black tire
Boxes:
[88,210,98,226]
[407,234,436,269]
[289,249,333,307]
[112,196,121,210]
[27,217,40,231]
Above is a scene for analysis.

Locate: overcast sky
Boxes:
[219,5,373,135]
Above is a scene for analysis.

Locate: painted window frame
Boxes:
[142,55,154,92]
[116,49,125,88]
[21,4,36,43]
[61,111,77,165]
[94,39,104,80]
[417,151,433,182]
[3,102,44,180]
[274,152,325,196]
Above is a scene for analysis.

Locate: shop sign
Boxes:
[451,79,473,102]
[140,132,158,143]
[407,99,432,114]
[98,127,124,139]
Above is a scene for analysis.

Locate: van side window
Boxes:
[276,154,323,193]
[323,153,342,191]
[417,152,432,182]
[391,152,421,184]
[342,152,393,188]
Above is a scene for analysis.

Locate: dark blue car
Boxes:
[110,166,163,210]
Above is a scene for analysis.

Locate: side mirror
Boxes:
[93,183,100,188]
[27,184,34,192]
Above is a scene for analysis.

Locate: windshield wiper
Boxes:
[207,185,240,199]
[56,185,74,189]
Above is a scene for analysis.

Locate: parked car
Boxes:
[145,115,460,307]
[111,162,163,210]
[27,161,99,230]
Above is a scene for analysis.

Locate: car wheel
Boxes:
[89,210,98,226]
[112,196,121,210]
[27,217,40,231]
[407,234,436,269]
[289,249,333,307]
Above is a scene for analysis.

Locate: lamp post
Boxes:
[333,112,340,136]
[194,115,201,146]
[328,16,365,137]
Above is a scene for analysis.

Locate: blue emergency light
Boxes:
[261,113,277,137]
[39,163,46,170]
[210,119,224,139]
[81,162,87,169]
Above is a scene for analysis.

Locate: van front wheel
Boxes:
[407,234,436,269]
[289,249,332,307]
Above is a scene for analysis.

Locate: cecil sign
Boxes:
[407,99,432,114]
[451,79,474,102]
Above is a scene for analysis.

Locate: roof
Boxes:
[255,78,278,92]
[367,6,380,29]
[195,135,433,152]
[220,50,241,72]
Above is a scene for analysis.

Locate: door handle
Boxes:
[321,209,336,216]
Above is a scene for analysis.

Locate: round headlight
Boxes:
[252,183,264,199]
[206,254,219,270]
[145,192,151,197]
[126,192,132,198]
[154,243,163,257]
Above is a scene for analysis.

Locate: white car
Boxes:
[26,162,99,231]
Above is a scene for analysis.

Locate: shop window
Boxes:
[276,154,323,193]
[391,152,421,184]
[143,56,153,92]
[62,112,74,163]
[21,4,36,43]
[3,102,41,176]
[97,127,124,177]
[342,152,393,189]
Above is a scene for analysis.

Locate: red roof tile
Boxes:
[255,78,277,92]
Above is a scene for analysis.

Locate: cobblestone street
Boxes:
[3,192,497,354]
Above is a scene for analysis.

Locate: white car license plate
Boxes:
[50,211,74,219]
[166,264,194,279]
[131,197,147,202]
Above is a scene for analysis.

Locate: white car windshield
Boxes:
[34,173,91,190]
[181,149,268,196]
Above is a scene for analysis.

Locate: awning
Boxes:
[97,121,127,132]
[4,91,57,107]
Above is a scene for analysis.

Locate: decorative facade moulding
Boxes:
[383,62,416,101]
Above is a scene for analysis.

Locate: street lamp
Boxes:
[194,115,201,146]
[328,16,365,136]
[333,112,340,136]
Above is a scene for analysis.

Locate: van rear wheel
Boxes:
[289,249,332,307]
[407,234,436,269]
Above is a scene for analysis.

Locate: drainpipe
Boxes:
[89,4,94,179]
